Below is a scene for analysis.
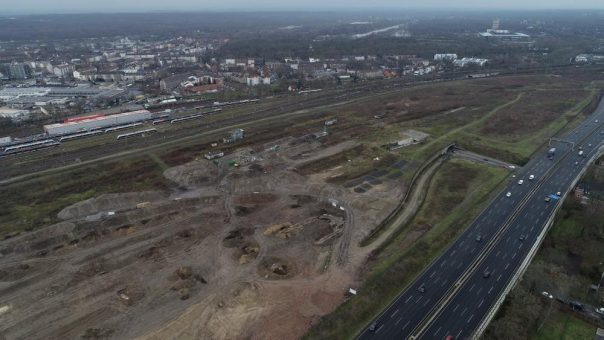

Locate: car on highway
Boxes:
[596,119,599,123]
[545,196,551,202]
[556,191,562,196]
[506,192,512,197]
[369,321,378,332]
[445,336,455,340]
[483,270,491,278]
[518,179,524,185]
[542,291,553,299]
[596,307,604,315]
[575,161,579,166]
[529,174,535,180]
[519,235,526,241]
[475,235,482,242]
[418,284,426,293]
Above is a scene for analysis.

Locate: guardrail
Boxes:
[471,144,604,339]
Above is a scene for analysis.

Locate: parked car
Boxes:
[529,174,535,180]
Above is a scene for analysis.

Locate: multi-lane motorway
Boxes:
[359,99,604,340]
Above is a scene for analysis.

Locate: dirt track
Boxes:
[0,138,407,339]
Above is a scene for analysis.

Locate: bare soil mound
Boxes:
[57,191,164,220]
[163,159,221,188]
[257,256,297,280]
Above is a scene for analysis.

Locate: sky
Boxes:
[4,0,604,14]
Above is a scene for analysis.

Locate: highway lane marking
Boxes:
[469,283,475,292]
[457,262,463,269]
[453,304,460,312]
[506,236,510,242]
[488,286,494,294]
[476,287,483,295]
[497,274,502,282]
[518,244,522,249]
[395,317,403,325]
[540,210,545,216]
[405,295,413,303]
[456,330,463,339]
[440,260,447,267]
[460,240,465,246]
[433,327,442,337]
[429,271,436,278]
[534,218,540,223]
[478,299,484,308]
[512,252,517,259]
[422,298,431,307]
[505,263,510,270]
[402,320,410,330]
[391,309,399,318]
[375,324,384,333]
[460,307,467,317]
[434,277,440,284]
[450,250,457,256]
[441,279,447,287]
[467,314,474,323]
[495,250,501,257]
[502,253,507,260]
[416,295,423,303]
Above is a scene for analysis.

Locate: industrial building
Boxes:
[44,110,152,136]
[479,18,530,41]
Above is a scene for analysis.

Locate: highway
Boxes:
[359,99,604,340]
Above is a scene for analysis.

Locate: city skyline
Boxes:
[4,0,604,15]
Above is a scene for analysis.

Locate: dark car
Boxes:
[475,235,482,242]
[519,235,526,241]
[483,270,491,278]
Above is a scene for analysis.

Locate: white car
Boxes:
[529,175,535,180]
[506,192,512,198]
[518,180,524,185]
[596,307,604,315]
[542,291,553,299]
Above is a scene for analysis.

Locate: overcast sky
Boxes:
[5,0,604,14]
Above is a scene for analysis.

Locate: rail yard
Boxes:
[1,71,604,340]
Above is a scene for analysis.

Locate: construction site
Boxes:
[1,72,603,339]
[0,127,408,339]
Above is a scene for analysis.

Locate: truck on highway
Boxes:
[548,147,556,159]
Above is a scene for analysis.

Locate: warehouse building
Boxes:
[44,110,151,136]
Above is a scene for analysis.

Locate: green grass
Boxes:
[532,312,596,340]
[0,157,171,239]
[304,159,509,340]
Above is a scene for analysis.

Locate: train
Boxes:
[1,139,60,156]
[116,128,157,140]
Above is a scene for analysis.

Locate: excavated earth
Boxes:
[0,140,405,339]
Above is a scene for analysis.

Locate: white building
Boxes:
[246,77,271,86]
[53,64,75,78]
[453,58,488,67]
[434,53,458,61]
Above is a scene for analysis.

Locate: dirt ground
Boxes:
[0,136,404,339]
